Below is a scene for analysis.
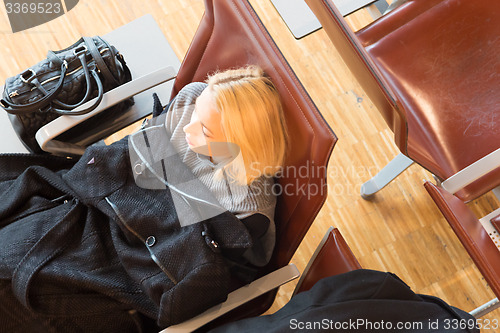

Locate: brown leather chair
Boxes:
[165,0,337,330]
[306,0,500,201]
[293,227,361,296]
[425,181,500,317]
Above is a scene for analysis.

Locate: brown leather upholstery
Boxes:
[424,181,500,299]
[307,0,500,202]
[172,0,337,323]
[491,215,500,234]
[294,228,361,295]
[305,0,405,151]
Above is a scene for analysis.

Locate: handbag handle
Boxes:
[50,41,104,116]
[51,68,104,116]
[0,61,68,115]
[83,36,119,86]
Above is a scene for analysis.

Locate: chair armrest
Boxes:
[161,263,300,333]
[35,66,177,156]
[441,147,500,194]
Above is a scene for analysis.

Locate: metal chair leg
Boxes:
[492,186,500,203]
[469,298,499,318]
[361,153,414,199]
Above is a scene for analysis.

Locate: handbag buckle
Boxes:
[73,44,87,56]
[38,104,52,113]
[20,69,36,83]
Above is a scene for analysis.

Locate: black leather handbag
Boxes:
[0,36,134,153]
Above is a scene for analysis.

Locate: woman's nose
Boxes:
[184,119,203,135]
[183,121,195,134]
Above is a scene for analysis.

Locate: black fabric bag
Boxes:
[0,36,134,153]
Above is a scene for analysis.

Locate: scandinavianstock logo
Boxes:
[3,0,79,33]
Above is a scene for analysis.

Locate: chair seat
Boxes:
[357,0,500,202]
[168,0,337,328]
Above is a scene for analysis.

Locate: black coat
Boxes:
[210,269,480,333]
[0,135,254,332]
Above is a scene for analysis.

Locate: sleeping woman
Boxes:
[0,65,288,331]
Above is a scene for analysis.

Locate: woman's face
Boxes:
[183,88,226,156]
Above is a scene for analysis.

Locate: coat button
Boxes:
[134,163,145,175]
[145,236,156,247]
[201,231,220,253]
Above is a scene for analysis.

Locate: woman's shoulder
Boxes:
[247,175,276,198]
[243,175,278,214]
[174,82,208,105]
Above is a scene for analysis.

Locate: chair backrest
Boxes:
[424,181,500,299]
[293,227,361,295]
[172,0,336,320]
[305,0,407,151]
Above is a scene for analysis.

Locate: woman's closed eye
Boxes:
[201,126,211,138]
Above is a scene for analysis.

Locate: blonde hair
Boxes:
[206,65,288,185]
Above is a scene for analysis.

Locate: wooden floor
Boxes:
[1,0,498,323]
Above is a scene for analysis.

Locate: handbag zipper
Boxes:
[36,48,110,87]
[31,65,88,89]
